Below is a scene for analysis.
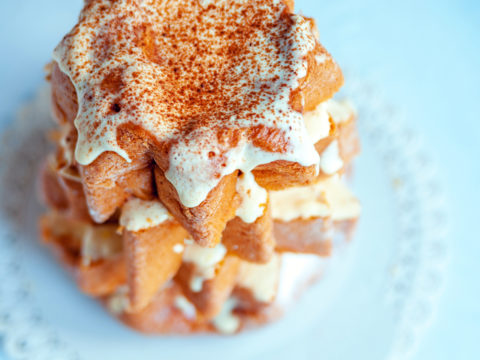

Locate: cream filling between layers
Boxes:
[45,213,123,266]
[182,240,227,292]
[322,177,362,221]
[174,295,197,319]
[325,99,356,124]
[55,123,82,182]
[119,198,172,232]
[320,140,343,175]
[270,176,361,222]
[236,254,281,303]
[212,298,240,334]
[211,252,325,333]
[107,285,130,314]
[81,225,122,266]
[303,99,358,175]
[303,101,331,143]
[235,171,268,223]
[303,98,356,144]
[106,251,326,325]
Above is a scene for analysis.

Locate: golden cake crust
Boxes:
[37,0,360,336]
[48,0,344,246]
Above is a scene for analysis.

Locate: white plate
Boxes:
[0,79,448,360]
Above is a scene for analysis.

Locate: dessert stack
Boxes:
[39,0,360,334]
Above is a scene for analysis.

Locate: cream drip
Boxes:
[235,171,268,223]
[211,298,240,334]
[320,140,344,175]
[303,102,331,143]
[53,0,322,208]
[182,241,227,292]
[174,296,197,319]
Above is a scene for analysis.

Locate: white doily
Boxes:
[0,79,449,360]
[342,78,449,360]
[0,88,80,360]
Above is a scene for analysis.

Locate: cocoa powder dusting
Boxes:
[53,0,320,206]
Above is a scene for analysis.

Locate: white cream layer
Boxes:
[303,99,356,144]
[55,123,82,182]
[81,225,122,266]
[322,177,362,221]
[320,140,344,175]
[303,101,331,143]
[174,296,197,319]
[183,241,227,292]
[235,171,268,223]
[212,298,240,334]
[325,99,356,124]
[211,251,326,333]
[275,253,325,307]
[236,254,281,303]
[270,176,360,222]
[119,198,172,232]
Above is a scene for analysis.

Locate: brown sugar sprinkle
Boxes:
[53,0,321,206]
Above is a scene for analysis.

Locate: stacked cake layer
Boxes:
[39,0,360,334]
